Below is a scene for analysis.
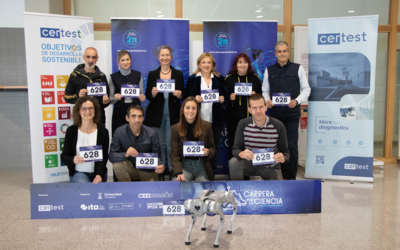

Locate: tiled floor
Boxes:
[0,165,399,249]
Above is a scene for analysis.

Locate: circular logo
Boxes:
[123,30,141,48]
[346,140,351,145]
[60,123,69,134]
[71,45,78,51]
[214,32,232,50]
[333,140,337,144]
[318,139,322,144]
[80,204,87,210]
[359,141,363,145]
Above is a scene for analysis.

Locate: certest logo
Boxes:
[40,27,82,39]
[318,32,367,45]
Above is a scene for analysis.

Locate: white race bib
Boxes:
[79,145,103,162]
[87,82,107,96]
[201,89,219,103]
[252,148,275,165]
[183,141,204,157]
[157,79,175,92]
[234,82,252,96]
[272,93,291,106]
[136,153,158,169]
[121,84,140,97]
[163,201,185,216]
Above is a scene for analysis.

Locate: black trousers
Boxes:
[227,116,243,160]
[272,115,300,180]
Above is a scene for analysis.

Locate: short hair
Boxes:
[193,53,220,77]
[157,45,173,56]
[84,47,98,56]
[117,50,131,62]
[73,96,101,126]
[249,93,266,107]
[228,53,255,75]
[275,41,289,51]
[126,103,144,117]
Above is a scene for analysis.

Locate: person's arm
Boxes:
[108,131,128,163]
[63,73,78,104]
[108,75,117,105]
[100,77,111,108]
[254,74,262,94]
[177,70,185,98]
[184,75,194,99]
[170,125,183,176]
[145,71,155,100]
[232,119,246,158]
[151,129,163,165]
[61,127,75,170]
[205,122,216,159]
[262,68,270,101]
[95,127,109,176]
[295,65,311,105]
[218,75,228,108]
[139,75,144,95]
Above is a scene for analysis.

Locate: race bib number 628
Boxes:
[79,145,103,162]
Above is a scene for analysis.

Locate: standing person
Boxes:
[262,41,311,180]
[171,96,216,182]
[225,53,262,159]
[61,96,109,184]
[229,94,289,181]
[64,47,110,125]
[109,50,145,135]
[144,45,185,172]
[185,53,228,170]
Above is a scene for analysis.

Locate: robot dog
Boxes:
[184,190,237,248]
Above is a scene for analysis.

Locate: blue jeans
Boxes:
[69,171,107,183]
[173,159,209,182]
[152,114,172,171]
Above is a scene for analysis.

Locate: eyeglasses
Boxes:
[81,107,94,112]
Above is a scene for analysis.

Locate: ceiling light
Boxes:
[256,16,263,18]
[255,10,262,12]
[157,15,164,17]
[156,11,162,13]
[348,10,355,13]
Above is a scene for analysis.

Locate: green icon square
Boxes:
[44,154,58,168]
[59,138,65,151]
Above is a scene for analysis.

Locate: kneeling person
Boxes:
[229,94,289,180]
[109,104,164,181]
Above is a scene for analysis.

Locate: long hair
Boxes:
[177,96,203,138]
[72,96,101,127]
[193,53,220,77]
[228,53,256,75]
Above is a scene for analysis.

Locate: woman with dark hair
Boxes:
[145,45,185,172]
[171,96,216,182]
[109,50,145,135]
[61,96,109,183]
[225,53,262,159]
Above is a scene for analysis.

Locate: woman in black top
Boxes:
[144,45,185,172]
[225,53,262,159]
[61,96,109,183]
[109,50,145,135]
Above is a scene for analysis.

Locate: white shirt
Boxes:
[75,129,97,173]
[199,72,213,123]
[262,64,311,105]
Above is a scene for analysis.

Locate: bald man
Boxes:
[64,47,110,124]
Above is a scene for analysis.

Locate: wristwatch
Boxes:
[284,155,289,163]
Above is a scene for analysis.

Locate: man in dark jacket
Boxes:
[109,104,164,181]
[64,47,110,124]
[262,41,311,180]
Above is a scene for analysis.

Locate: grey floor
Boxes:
[0,165,399,249]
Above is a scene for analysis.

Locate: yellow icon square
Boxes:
[44,139,58,152]
[56,75,69,89]
[42,107,56,121]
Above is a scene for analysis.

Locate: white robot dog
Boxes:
[184,190,237,248]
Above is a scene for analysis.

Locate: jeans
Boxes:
[173,159,209,182]
[229,157,282,180]
[69,171,107,183]
[113,160,160,182]
[152,113,172,171]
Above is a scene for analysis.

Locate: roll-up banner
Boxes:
[111,18,189,107]
[203,21,277,174]
[306,16,378,182]
[24,13,94,183]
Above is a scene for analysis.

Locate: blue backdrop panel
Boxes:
[31,182,180,219]
[203,21,277,174]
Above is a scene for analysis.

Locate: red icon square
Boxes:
[41,75,54,89]
[58,107,71,120]
[41,91,55,105]
[57,91,68,104]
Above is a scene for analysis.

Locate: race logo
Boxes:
[42,107,56,121]
[60,123,69,134]
[123,30,141,48]
[44,139,57,153]
[214,32,232,50]
[223,186,247,211]
[41,75,54,88]
[41,91,55,105]
[56,75,69,88]
[43,123,57,137]
[58,107,71,120]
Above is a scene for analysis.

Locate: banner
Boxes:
[305,16,378,182]
[31,180,321,219]
[203,21,277,174]
[111,18,189,107]
[24,13,94,183]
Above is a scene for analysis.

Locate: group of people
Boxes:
[61,41,311,184]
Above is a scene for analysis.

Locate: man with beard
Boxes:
[64,47,110,125]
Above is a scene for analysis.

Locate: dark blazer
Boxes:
[61,124,109,177]
[184,73,228,126]
[170,121,216,181]
[144,66,185,127]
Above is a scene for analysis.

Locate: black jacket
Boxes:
[144,66,184,127]
[61,124,109,177]
[64,64,110,123]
